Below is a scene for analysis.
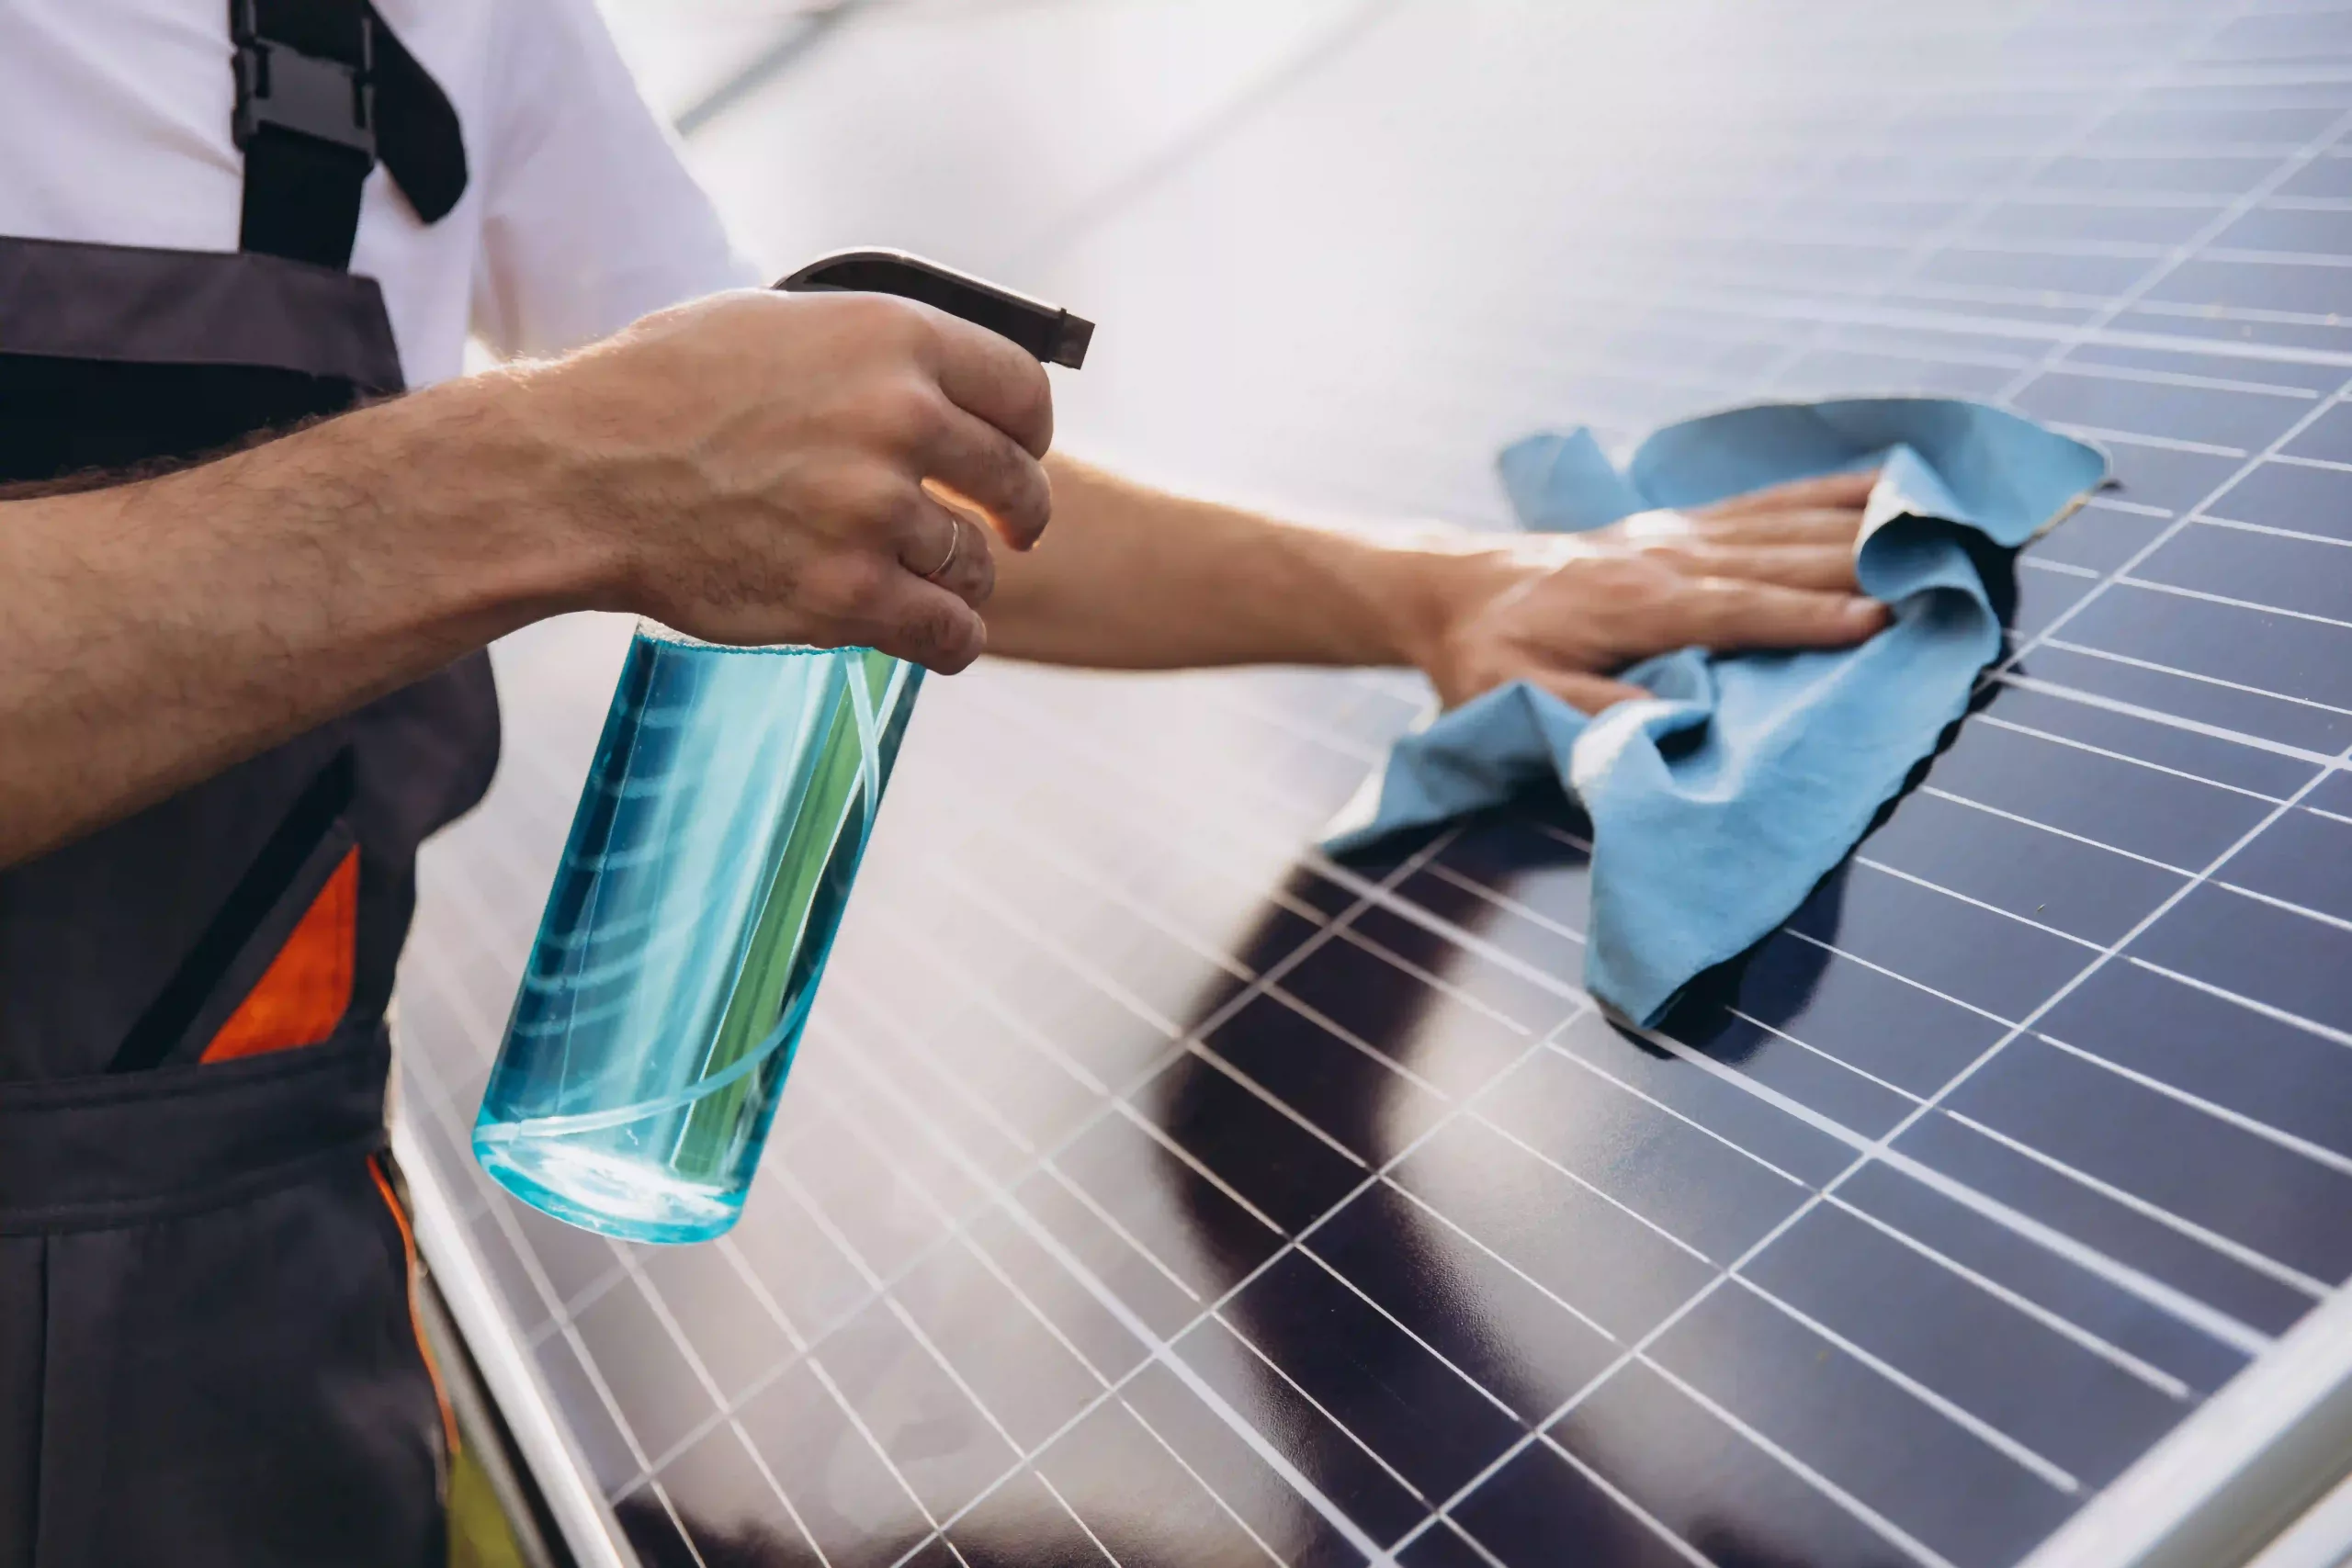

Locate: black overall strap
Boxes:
[232,0,468,271]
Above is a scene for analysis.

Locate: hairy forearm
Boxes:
[987,455,1507,671]
[0,376,593,864]
[0,283,1079,867]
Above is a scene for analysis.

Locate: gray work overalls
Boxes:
[0,4,499,1562]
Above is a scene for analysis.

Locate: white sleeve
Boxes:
[468,0,762,358]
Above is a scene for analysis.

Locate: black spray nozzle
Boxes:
[776,248,1092,369]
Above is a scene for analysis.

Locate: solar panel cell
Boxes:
[2138,521,2352,624]
[943,1472,1111,1568]
[505,1201,623,1317]
[2283,401,2352,464]
[2306,766,2352,817]
[731,1359,930,1567]
[1393,1117,1716,1344]
[612,1486,697,1568]
[1202,997,1452,1163]
[1113,1362,1363,1568]
[2209,457,2352,541]
[1833,1156,2247,1399]
[535,1327,640,1495]
[1666,999,1924,1142]
[721,1181,874,1344]
[1272,936,1538,1103]
[1994,654,2346,778]
[1544,1361,1907,1568]
[1233,1250,1526,1503]
[2039,959,2352,1161]
[2014,369,2315,450]
[1313,1180,1617,1421]
[1140,1053,1368,1235]
[467,1205,548,1338]
[2204,11,2352,62]
[1743,1201,2184,1488]
[820,1302,1022,1522]
[2098,438,2253,512]
[1924,721,2255,865]
[2220,801,2352,922]
[1649,1283,2076,1567]
[2132,880,2352,1037]
[1558,1010,1871,1185]
[1786,863,2090,1021]
[1947,1038,2352,1283]
[1894,1111,2318,1338]
[1059,1113,1286,1299]
[635,1243,787,1407]
[1480,1050,1811,1265]
[1396,1518,1498,1568]
[1862,787,2189,943]
[2052,585,2352,716]
[1176,1314,1429,1547]
[626,1427,778,1566]
[571,1278,718,1472]
[1011,1169,1199,1344]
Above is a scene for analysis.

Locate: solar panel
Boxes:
[392,2,2352,1564]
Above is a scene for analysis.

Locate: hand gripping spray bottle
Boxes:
[472,253,1093,1242]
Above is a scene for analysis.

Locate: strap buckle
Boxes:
[231,0,375,158]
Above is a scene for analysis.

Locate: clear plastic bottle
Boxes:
[472,624,922,1243]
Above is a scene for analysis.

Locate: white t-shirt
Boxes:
[0,0,760,386]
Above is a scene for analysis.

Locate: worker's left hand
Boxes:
[1415,469,1890,713]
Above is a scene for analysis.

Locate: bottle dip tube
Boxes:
[473,254,1091,1243]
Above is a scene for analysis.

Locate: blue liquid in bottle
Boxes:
[473,626,922,1243]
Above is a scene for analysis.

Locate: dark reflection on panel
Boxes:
[615,1489,706,1567]
[1127,805,1919,1562]
[946,1476,1113,1568]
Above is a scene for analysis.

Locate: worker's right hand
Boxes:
[518,288,1055,672]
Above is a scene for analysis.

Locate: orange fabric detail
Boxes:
[371,1154,462,1462]
[200,846,359,1063]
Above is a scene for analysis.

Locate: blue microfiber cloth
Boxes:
[1323,399,2108,1026]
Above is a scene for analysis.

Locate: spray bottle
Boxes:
[472,252,1092,1242]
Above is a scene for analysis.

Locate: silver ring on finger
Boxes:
[919,518,963,582]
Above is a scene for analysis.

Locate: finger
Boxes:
[857,570,990,673]
[1525,670,1651,716]
[897,501,995,610]
[1689,505,1871,548]
[1679,578,1889,651]
[1650,541,1861,593]
[1695,468,1877,519]
[918,403,1053,549]
[919,307,1056,457]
